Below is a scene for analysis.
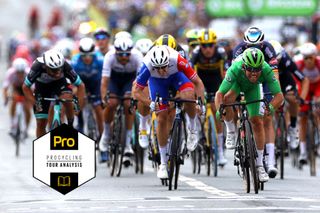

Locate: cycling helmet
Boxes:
[243,27,264,45]
[79,37,95,53]
[114,31,132,40]
[154,34,177,50]
[135,38,153,55]
[242,47,264,71]
[114,37,133,52]
[300,42,317,56]
[185,29,199,46]
[43,49,65,69]
[150,45,170,67]
[93,27,110,39]
[269,40,284,59]
[12,58,28,72]
[198,28,217,44]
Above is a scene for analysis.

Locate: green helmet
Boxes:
[242,47,264,71]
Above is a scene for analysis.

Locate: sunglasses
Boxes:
[201,43,214,48]
[116,52,131,57]
[244,65,261,73]
[95,34,109,40]
[80,53,94,57]
[153,65,168,70]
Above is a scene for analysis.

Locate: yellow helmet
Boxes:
[154,34,177,50]
[198,28,217,44]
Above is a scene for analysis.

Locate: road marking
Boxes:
[179,175,239,197]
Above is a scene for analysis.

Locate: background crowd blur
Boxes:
[2,0,320,67]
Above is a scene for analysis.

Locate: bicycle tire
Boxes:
[245,120,259,194]
[110,144,118,177]
[279,115,286,179]
[168,120,180,191]
[116,112,126,177]
[197,146,202,174]
[308,119,316,176]
[15,115,21,157]
[209,116,218,177]
[133,115,140,174]
[191,151,197,174]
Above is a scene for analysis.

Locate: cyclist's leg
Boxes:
[222,83,240,149]
[149,77,170,178]
[245,84,269,182]
[172,72,197,151]
[22,98,32,134]
[34,82,51,137]
[59,82,74,126]
[9,94,17,134]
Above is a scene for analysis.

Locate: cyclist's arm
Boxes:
[133,63,151,106]
[264,64,284,109]
[101,52,113,101]
[22,84,35,105]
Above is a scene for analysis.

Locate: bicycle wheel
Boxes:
[245,121,259,194]
[116,112,126,177]
[308,119,317,176]
[109,143,118,177]
[14,115,21,157]
[168,120,181,191]
[278,115,286,179]
[208,116,218,177]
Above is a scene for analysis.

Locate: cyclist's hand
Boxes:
[216,105,225,120]
[149,101,156,112]
[264,103,275,116]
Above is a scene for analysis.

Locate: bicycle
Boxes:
[220,94,269,194]
[105,93,131,177]
[155,95,202,190]
[130,99,145,175]
[301,100,319,176]
[38,95,79,130]
[9,95,26,157]
[191,93,219,177]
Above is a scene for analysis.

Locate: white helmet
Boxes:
[300,42,317,56]
[243,27,264,44]
[43,49,65,69]
[79,37,95,53]
[269,40,284,59]
[114,31,132,40]
[12,58,28,72]
[150,46,170,67]
[114,37,133,52]
[135,38,153,55]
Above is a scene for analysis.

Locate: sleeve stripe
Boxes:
[24,78,32,87]
[73,75,82,86]
[136,83,146,89]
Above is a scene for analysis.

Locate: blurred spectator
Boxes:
[28,5,40,39]
[47,6,63,29]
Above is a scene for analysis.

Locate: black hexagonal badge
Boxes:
[33,124,96,195]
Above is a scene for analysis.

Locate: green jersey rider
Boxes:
[215,48,284,182]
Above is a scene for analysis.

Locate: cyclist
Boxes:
[185,29,200,58]
[22,49,85,138]
[3,58,32,137]
[136,34,187,148]
[99,36,144,163]
[294,42,320,164]
[190,28,228,166]
[215,48,284,182]
[71,37,104,142]
[132,45,205,179]
[232,26,280,177]
[93,28,111,56]
[114,31,132,40]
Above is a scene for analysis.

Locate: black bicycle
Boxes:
[105,93,131,177]
[302,100,319,176]
[220,95,268,194]
[156,95,202,190]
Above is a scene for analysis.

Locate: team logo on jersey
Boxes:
[226,75,232,82]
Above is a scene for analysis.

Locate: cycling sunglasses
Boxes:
[303,55,314,60]
[80,53,94,57]
[244,65,262,73]
[201,43,214,48]
[95,34,109,40]
[153,65,168,70]
[116,52,131,57]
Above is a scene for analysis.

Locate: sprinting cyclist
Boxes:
[93,28,111,56]
[22,49,85,137]
[71,37,104,143]
[99,36,144,164]
[132,45,205,179]
[215,48,284,182]
[3,58,32,137]
[190,28,228,166]
[294,42,320,164]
